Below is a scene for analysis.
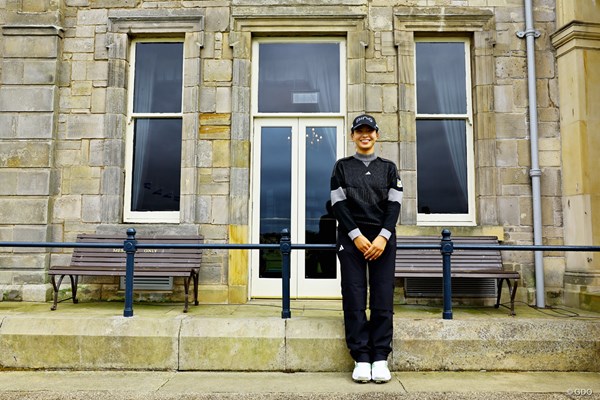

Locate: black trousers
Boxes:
[336,230,396,363]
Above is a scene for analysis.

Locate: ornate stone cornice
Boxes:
[551,21,600,57]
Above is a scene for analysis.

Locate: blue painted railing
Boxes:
[1,228,600,319]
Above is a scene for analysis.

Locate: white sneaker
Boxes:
[371,360,391,383]
[352,362,371,383]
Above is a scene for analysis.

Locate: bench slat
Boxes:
[73,248,202,254]
[68,255,202,262]
[67,262,202,268]
[396,236,504,271]
[397,270,520,278]
[48,270,196,277]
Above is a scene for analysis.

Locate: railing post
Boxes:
[441,229,454,320]
[280,228,292,319]
[123,228,137,317]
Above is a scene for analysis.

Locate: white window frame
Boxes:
[415,37,476,226]
[251,37,347,118]
[123,38,185,223]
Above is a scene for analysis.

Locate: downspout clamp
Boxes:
[517,0,545,308]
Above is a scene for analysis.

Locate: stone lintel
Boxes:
[394,6,494,34]
[107,9,204,34]
[232,11,367,35]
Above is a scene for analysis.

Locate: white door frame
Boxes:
[250,117,344,298]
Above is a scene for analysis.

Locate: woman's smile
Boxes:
[352,126,379,154]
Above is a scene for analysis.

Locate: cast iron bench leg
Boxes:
[183,276,190,313]
[509,279,518,316]
[495,278,503,309]
[496,278,518,316]
[70,275,79,304]
[50,275,63,310]
[50,275,79,310]
[193,270,199,306]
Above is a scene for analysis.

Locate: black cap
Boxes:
[351,114,379,132]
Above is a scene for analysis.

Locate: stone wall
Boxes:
[0,0,571,307]
[553,0,600,311]
[0,0,64,301]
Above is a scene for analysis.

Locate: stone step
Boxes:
[1,302,599,372]
[580,291,600,313]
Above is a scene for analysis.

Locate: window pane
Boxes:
[416,42,466,114]
[417,120,468,214]
[305,127,337,279]
[131,119,182,212]
[258,43,340,113]
[133,42,183,113]
[259,127,292,278]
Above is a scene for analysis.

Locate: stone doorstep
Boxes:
[0,315,598,372]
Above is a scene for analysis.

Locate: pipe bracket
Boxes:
[516,29,541,39]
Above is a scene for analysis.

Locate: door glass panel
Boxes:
[416,42,466,115]
[305,127,337,279]
[131,118,182,211]
[416,119,468,214]
[133,42,183,113]
[258,43,340,113]
[259,127,292,278]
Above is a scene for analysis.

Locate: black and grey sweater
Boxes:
[330,153,403,241]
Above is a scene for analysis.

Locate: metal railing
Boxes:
[1,228,600,319]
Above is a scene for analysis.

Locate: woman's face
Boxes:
[351,125,379,154]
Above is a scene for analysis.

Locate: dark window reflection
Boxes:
[258,43,340,113]
[305,127,337,279]
[416,42,466,115]
[417,120,468,214]
[131,119,182,212]
[259,127,292,278]
[134,42,183,114]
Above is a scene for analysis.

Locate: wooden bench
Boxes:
[48,234,203,313]
[395,236,519,315]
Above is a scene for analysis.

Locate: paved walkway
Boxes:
[0,370,599,399]
[4,297,599,319]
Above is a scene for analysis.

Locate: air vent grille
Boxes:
[404,277,497,298]
[119,276,173,291]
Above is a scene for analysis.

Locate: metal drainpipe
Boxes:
[517,0,545,308]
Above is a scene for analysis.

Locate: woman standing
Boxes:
[330,114,403,383]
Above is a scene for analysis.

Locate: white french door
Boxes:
[250,118,344,298]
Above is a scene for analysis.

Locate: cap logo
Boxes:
[355,116,373,124]
[351,114,379,132]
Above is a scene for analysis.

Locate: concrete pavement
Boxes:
[0,370,599,399]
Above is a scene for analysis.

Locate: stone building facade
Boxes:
[0,0,598,311]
